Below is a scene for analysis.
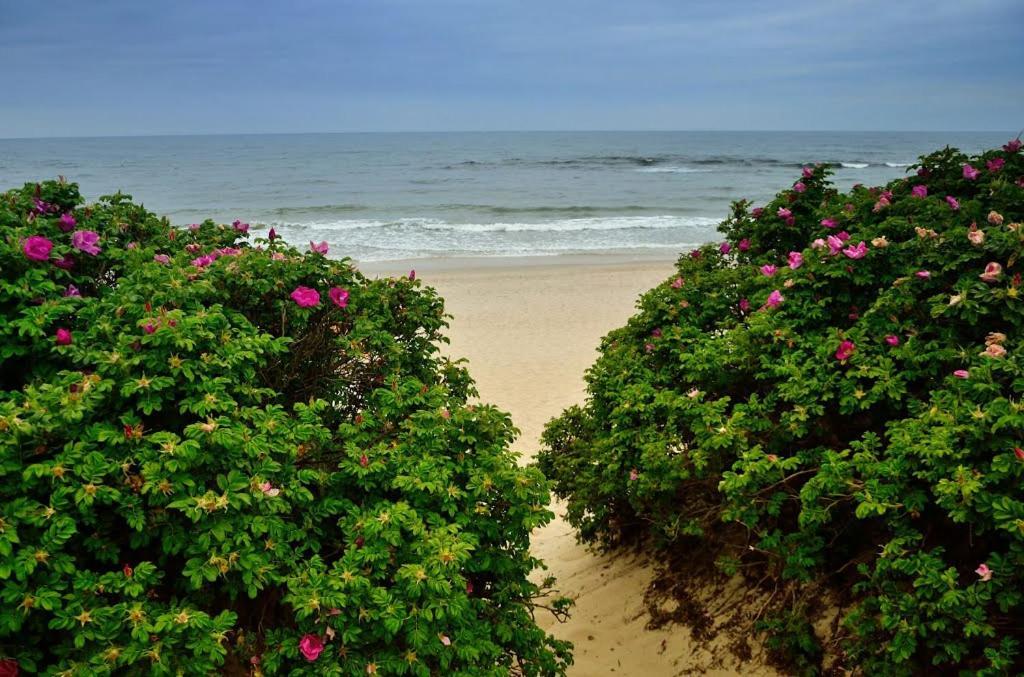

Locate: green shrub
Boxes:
[538,141,1024,674]
[0,181,571,675]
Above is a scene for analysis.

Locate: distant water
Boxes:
[0,131,1010,261]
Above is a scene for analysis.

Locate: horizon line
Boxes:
[1,128,1017,142]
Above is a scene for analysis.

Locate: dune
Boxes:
[364,257,783,675]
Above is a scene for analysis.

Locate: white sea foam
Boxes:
[272,215,720,234]
[884,162,912,168]
[634,166,713,174]
[840,162,869,169]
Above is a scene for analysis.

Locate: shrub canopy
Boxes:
[539,141,1024,674]
[0,181,571,675]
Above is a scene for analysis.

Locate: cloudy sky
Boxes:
[1,0,1021,137]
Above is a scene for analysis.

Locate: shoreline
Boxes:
[354,249,682,276]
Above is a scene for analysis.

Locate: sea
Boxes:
[0,131,1010,262]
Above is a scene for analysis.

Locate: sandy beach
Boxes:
[363,257,781,676]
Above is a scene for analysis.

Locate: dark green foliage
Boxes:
[0,181,571,675]
[539,142,1024,674]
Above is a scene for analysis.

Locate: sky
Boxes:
[1,0,1021,137]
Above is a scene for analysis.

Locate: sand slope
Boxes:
[366,259,781,676]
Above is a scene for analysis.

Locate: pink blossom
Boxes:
[271,252,287,261]
[53,256,74,270]
[802,166,813,178]
[64,284,80,297]
[55,328,72,346]
[738,239,750,252]
[962,164,980,180]
[975,563,992,582]
[980,262,1003,283]
[785,216,796,226]
[836,231,850,242]
[299,634,324,661]
[309,241,329,255]
[915,270,931,279]
[329,287,350,308]
[259,481,281,497]
[777,207,792,220]
[58,212,77,232]
[945,196,960,211]
[291,286,321,307]
[408,270,416,281]
[216,247,242,257]
[788,251,803,269]
[751,207,764,218]
[268,227,277,241]
[629,469,639,481]
[185,243,201,253]
[1015,447,1024,461]
[987,158,1005,172]
[719,242,732,255]
[820,218,838,229]
[191,255,216,268]
[23,235,53,261]
[873,196,891,212]
[644,342,654,353]
[439,634,452,647]
[189,223,201,231]
[811,238,826,250]
[911,185,928,198]
[1005,138,1022,153]
[671,277,684,289]
[793,182,806,193]
[827,235,844,255]
[988,211,1004,226]
[843,242,868,260]
[143,323,157,335]
[232,220,250,233]
[835,340,856,361]
[968,228,985,245]
[760,264,777,277]
[953,369,970,379]
[885,335,900,346]
[153,254,171,264]
[72,230,101,256]
[765,290,784,308]
[738,298,751,312]
[983,343,1007,359]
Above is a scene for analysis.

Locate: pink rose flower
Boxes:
[738,298,751,312]
[671,277,683,289]
[309,241,329,255]
[975,563,992,581]
[260,481,281,497]
[765,290,784,308]
[64,284,80,297]
[439,634,452,647]
[154,254,171,264]
[911,185,928,198]
[885,335,900,346]
[271,252,287,261]
[946,196,960,210]
[777,207,792,220]
[793,182,806,193]
[191,255,216,268]
[836,231,850,242]
[980,262,1003,283]
[291,286,321,307]
[835,340,856,361]
[55,328,72,345]
[788,251,803,269]
[72,230,101,256]
[185,243,201,253]
[408,270,416,281]
[299,634,324,661]
[802,166,813,178]
[843,242,868,260]
[915,270,931,279]
[751,207,764,218]
[719,242,732,255]
[760,264,777,277]
[58,212,77,232]
[233,220,250,233]
[968,228,984,245]
[953,369,969,379]
[53,255,74,270]
[329,287,350,308]
[827,235,844,255]
[629,468,639,481]
[820,218,838,229]
[811,238,826,250]
[987,158,1005,172]
[738,239,750,252]
[1004,138,1022,153]
[143,323,157,335]
[962,164,980,180]
[988,211,1004,226]
[23,235,53,261]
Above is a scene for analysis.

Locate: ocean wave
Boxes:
[884,162,912,168]
[839,162,870,169]
[634,166,713,174]
[271,215,720,234]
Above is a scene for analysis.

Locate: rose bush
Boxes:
[0,181,571,675]
[539,141,1024,674]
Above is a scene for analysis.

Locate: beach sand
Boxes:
[363,257,781,676]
